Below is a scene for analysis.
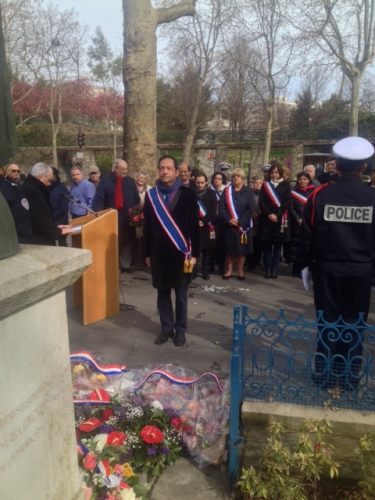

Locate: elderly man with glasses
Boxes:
[5,164,21,185]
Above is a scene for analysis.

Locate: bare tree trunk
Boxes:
[264,106,273,164]
[349,73,362,136]
[122,0,195,175]
[183,78,203,163]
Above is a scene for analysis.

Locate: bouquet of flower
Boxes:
[128,204,144,228]
[75,390,183,499]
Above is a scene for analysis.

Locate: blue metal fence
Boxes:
[228,306,375,486]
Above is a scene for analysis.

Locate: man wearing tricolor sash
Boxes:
[143,155,200,347]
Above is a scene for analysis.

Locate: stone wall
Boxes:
[0,245,91,499]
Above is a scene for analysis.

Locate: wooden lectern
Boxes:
[70,209,119,325]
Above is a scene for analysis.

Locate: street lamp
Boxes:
[51,37,82,146]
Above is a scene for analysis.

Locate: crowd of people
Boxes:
[0,154,345,282]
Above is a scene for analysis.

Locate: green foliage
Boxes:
[237,419,339,500]
[355,431,375,496]
[95,151,112,174]
[17,123,52,147]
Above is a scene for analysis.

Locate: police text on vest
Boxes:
[324,205,373,223]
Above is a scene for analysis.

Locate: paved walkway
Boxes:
[67,263,375,499]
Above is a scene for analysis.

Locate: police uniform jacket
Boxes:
[22,174,62,245]
[143,185,200,290]
[298,176,375,269]
[92,173,140,245]
[0,176,33,243]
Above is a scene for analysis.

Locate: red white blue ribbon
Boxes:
[210,186,221,202]
[147,187,191,257]
[263,181,281,207]
[291,190,308,205]
[224,185,252,234]
[132,368,223,393]
[70,351,127,374]
[263,181,287,225]
[198,200,215,233]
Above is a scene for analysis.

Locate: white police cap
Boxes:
[332,136,374,161]
[261,164,271,173]
[218,163,232,171]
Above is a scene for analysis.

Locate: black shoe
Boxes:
[173,332,186,347]
[202,272,209,280]
[222,274,232,280]
[155,331,174,345]
[238,275,245,281]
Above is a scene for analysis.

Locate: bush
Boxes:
[237,419,339,500]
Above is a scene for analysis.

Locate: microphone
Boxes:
[60,192,99,217]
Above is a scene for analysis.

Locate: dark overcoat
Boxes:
[289,185,314,264]
[92,173,140,245]
[50,180,70,225]
[143,186,200,290]
[219,185,255,255]
[21,174,62,245]
[197,188,217,249]
[259,181,291,243]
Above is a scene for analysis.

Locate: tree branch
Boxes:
[157,1,196,26]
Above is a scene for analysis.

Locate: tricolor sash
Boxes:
[263,181,288,228]
[198,200,215,236]
[210,185,221,202]
[291,189,308,205]
[224,185,252,243]
[147,187,193,272]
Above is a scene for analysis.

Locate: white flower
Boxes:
[120,487,136,500]
[94,433,108,452]
[150,400,164,411]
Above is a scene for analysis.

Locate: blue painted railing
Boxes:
[228,306,375,487]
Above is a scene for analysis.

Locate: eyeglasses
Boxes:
[232,174,242,178]
[11,170,20,173]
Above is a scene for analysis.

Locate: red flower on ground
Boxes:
[101,408,114,422]
[78,417,102,432]
[106,431,127,446]
[140,425,164,444]
[89,388,111,402]
[83,453,97,470]
[170,417,182,430]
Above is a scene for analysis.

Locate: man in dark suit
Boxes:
[143,155,200,347]
[22,163,71,245]
[93,159,140,273]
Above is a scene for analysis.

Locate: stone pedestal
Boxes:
[0,245,91,500]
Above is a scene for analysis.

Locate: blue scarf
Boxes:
[157,178,182,210]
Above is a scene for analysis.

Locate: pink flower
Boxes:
[114,464,124,475]
[83,453,96,470]
[170,417,182,430]
[101,408,115,422]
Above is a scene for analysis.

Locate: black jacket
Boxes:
[288,184,315,264]
[298,176,375,269]
[50,180,70,225]
[259,181,291,243]
[92,173,140,245]
[143,185,200,290]
[0,177,33,243]
[196,187,217,249]
[22,175,62,245]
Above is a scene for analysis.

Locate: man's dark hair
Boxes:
[337,158,366,173]
[158,155,178,170]
[195,172,207,182]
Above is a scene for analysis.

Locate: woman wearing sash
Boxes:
[289,171,315,277]
[219,168,255,280]
[259,162,291,279]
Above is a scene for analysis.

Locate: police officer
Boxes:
[0,163,33,243]
[298,136,375,391]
